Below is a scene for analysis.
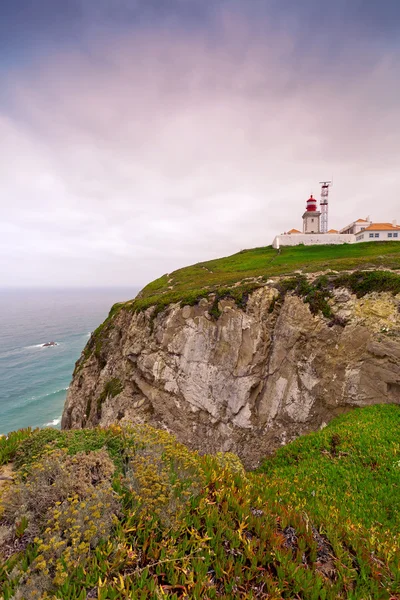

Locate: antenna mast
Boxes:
[319,180,332,233]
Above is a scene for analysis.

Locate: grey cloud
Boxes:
[1,11,399,287]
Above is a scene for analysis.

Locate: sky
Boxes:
[1,0,400,288]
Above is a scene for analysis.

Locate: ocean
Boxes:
[0,287,139,435]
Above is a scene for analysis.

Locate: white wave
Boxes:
[25,344,45,349]
[17,387,69,410]
[46,387,69,396]
[41,387,69,399]
[44,417,62,427]
[38,387,69,400]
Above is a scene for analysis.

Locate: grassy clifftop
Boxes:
[1,405,399,599]
[74,242,400,377]
[130,241,400,312]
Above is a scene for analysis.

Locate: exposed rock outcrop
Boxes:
[62,277,400,467]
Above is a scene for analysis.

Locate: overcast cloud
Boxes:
[1,0,400,287]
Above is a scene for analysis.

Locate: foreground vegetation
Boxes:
[1,405,399,599]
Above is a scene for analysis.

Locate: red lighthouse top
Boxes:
[306,194,317,212]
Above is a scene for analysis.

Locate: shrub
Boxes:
[274,270,400,319]
[96,378,124,418]
[209,295,222,319]
[334,270,400,297]
[124,424,204,526]
[0,429,34,466]
[2,448,116,541]
[14,428,62,470]
[102,378,124,399]
[214,452,245,476]
[10,484,119,600]
[1,449,119,599]
[276,275,333,317]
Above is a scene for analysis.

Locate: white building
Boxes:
[355,222,400,242]
[272,194,400,248]
[340,218,371,235]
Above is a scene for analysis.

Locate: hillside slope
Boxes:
[62,242,400,466]
[1,405,400,599]
[132,241,400,312]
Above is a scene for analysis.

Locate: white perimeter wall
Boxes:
[272,234,354,248]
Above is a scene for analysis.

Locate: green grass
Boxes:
[96,378,124,417]
[1,406,400,599]
[258,404,400,531]
[130,242,400,312]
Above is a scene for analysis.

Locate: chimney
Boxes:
[393,219,397,227]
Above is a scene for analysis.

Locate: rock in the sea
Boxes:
[62,280,400,468]
[42,341,58,347]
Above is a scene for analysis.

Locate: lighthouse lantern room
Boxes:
[302,194,321,234]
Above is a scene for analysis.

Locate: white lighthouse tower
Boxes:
[302,194,321,233]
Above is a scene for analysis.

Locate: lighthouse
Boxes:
[302,194,321,234]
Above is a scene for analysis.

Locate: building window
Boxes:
[388,233,393,238]
[361,227,365,230]
[311,218,314,222]
[356,234,364,241]
[374,233,380,238]
[394,233,398,238]
[369,233,374,238]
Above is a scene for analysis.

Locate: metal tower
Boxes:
[319,180,332,234]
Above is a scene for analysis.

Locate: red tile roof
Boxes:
[287,228,301,234]
[364,223,400,231]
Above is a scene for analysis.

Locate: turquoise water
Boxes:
[0,288,139,435]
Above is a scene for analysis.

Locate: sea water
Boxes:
[0,287,139,435]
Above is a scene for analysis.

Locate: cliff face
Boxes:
[62,277,400,467]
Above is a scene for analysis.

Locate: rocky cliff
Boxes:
[62,271,400,467]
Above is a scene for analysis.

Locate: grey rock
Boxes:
[62,281,400,468]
